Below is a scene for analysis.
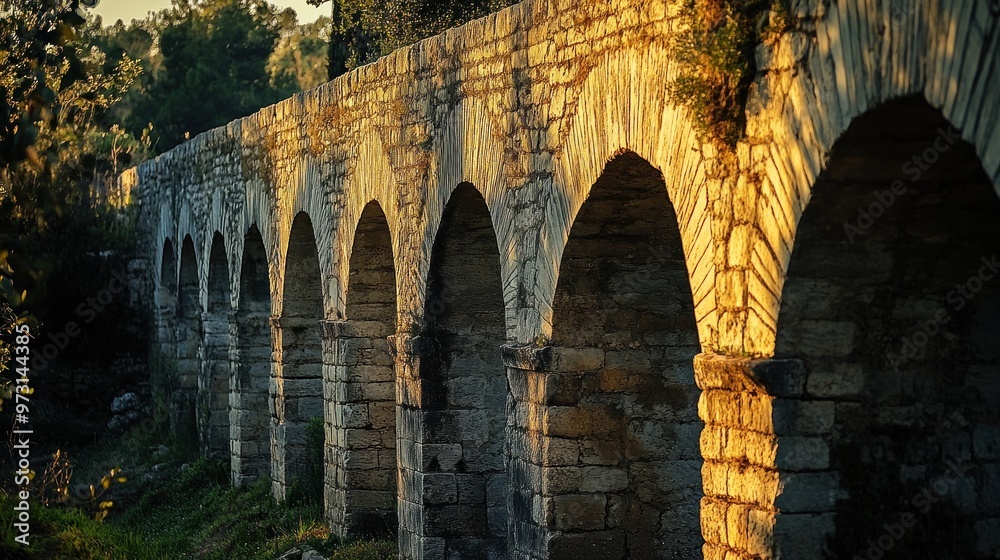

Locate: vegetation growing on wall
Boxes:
[669,0,790,149]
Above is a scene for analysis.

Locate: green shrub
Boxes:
[669,0,791,148]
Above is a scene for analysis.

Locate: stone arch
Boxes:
[175,234,201,449]
[273,212,325,502]
[546,151,702,558]
[232,225,272,487]
[199,232,231,457]
[327,200,399,538]
[543,45,714,348]
[154,239,179,409]
[401,183,508,558]
[743,1,1000,355]
[773,96,1000,558]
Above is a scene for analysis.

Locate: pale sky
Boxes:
[88,0,329,25]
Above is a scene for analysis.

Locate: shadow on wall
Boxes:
[232,225,272,488]
[274,212,325,505]
[546,151,703,559]
[776,96,1000,560]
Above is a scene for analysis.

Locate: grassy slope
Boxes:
[0,433,394,559]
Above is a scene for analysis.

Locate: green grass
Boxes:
[0,435,394,559]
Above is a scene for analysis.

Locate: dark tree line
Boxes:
[311,0,517,80]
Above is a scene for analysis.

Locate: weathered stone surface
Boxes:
[137,0,1000,557]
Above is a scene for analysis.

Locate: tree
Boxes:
[268,15,332,92]
[1,0,148,366]
[132,0,291,151]
[308,0,516,80]
[1,0,90,188]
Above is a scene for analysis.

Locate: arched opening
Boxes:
[274,212,325,503]
[775,97,1000,559]
[329,201,398,538]
[548,152,703,558]
[416,184,507,556]
[175,235,201,448]
[155,239,178,407]
[200,232,231,457]
[232,226,272,488]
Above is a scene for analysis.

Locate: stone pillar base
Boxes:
[695,353,837,560]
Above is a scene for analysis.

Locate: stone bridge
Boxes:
[125,0,1000,558]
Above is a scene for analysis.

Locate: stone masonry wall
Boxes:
[326,201,399,537]
[402,185,508,559]
[271,214,326,500]
[542,152,703,558]
[231,227,271,487]
[133,0,1000,558]
[774,98,1000,558]
[200,234,232,457]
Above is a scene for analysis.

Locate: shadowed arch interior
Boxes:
[200,233,231,457]
[775,96,1000,559]
[154,239,179,415]
[232,225,273,488]
[548,151,703,559]
[409,183,508,557]
[175,235,201,449]
[327,201,399,539]
[159,239,178,301]
[273,212,325,503]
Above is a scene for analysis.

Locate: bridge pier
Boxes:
[694,353,837,560]
[270,315,325,502]
[503,344,703,560]
[324,319,398,539]
[198,311,234,458]
[391,332,507,560]
[172,240,200,449]
[229,310,272,487]
[153,240,177,412]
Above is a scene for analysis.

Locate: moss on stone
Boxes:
[669,0,791,149]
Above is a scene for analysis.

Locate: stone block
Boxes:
[579,438,622,465]
[775,436,830,471]
[577,466,629,493]
[546,437,581,466]
[363,381,396,402]
[550,347,605,372]
[422,473,457,505]
[344,448,380,470]
[772,399,835,436]
[806,363,864,398]
[552,494,607,531]
[782,320,857,357]
[424,505,487,537]
[751,358,807,397]
[456,474,486,504]
[423,443,464,471]
[342,402,370,428]
[544,404,622,438]
[541,466,581,495]
[773,512,835,559]
[775,472,839,513]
